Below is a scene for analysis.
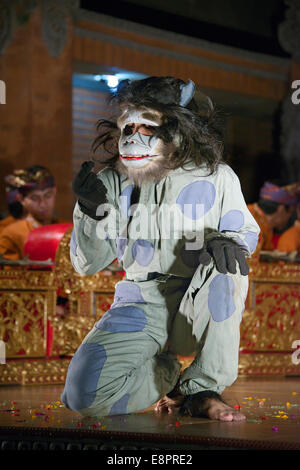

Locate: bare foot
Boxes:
[155,393,184,415]
[181,391,246,422]
[198,398,246,421]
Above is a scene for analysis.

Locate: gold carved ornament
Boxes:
[239,258,300,375]
[48,228,124,356]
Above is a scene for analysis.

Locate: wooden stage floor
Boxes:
[0,376,300,451]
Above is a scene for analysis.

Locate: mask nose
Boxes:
[123,131,143,146]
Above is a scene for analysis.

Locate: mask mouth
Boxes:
[120,154,158,160]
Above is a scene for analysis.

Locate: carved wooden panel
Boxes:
[0,291,51,358]
[241,282,300,351]
[94,293,115,319]
[49,314,96,357]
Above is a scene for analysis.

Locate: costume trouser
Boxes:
[61,262,248,417]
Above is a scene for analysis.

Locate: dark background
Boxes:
[80,0,288,57]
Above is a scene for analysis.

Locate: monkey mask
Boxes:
[115,78,195,185]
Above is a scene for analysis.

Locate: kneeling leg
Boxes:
[61,304,181,417]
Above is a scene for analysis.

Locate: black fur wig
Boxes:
[91,76,226,175]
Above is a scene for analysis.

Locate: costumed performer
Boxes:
[62,76,260,421]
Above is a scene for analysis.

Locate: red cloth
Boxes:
[24,223,73,263]
[47,320,54,357]
[272,234,280,249]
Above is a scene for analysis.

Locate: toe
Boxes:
[233,412,246,421]
[218,411,234,421]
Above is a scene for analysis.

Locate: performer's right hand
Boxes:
[72,161,108,220]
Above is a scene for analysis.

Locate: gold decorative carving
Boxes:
[0,269,55,290]
[239,258,300,376]
[0,228,124,382]
[95,293,115,318]
[0,290,54,358]
[0,358,71,385]
[49,314,96,356]
[54,228,123,294]
[248,258,300,282]
[238,352,300,376]
[241,284,300,351]
[76,291,93,316]
[1,227,299,383]
[1,352,298,386]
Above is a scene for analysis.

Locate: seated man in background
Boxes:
[277,213,300,256]
[247,181,297,254]
[277,183,300,256]
[0,165,71,319]
[0,165,61,260]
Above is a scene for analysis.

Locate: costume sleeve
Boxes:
[207,165,260,257]
[70,169,119,275]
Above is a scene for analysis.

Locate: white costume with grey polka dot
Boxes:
[62,161,260,416]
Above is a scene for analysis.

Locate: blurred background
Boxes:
[0,0,299,220]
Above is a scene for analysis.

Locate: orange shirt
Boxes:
[247,203,274,253]
[0,215,67,260]
[0,215,41,260]
[0,216,17,234]
[277,221,300,254]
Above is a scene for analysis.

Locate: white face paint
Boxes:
[118,108,164,168]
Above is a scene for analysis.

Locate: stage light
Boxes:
[94,75,101,81]
[106,75,119,88]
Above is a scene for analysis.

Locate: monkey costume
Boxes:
[61,77,260,417]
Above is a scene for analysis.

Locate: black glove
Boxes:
[198,236,249,276]
[72,161,108,220]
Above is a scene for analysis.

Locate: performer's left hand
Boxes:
[198,236,249,276]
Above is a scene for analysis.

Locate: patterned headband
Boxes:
[5,168,55,204]
[259,181,299,206]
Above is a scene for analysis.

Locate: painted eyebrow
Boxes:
[117,113,129,128]
[140,112,160,123]
[117,110,161,128]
